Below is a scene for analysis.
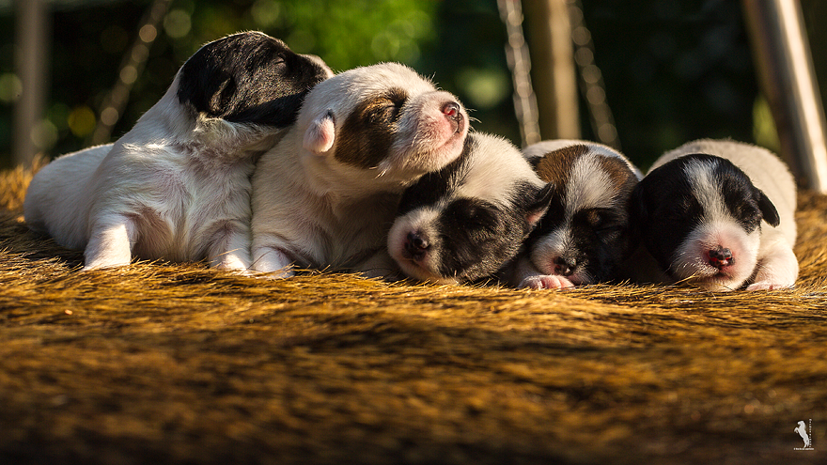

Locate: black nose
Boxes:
[404,231,429,261]
[708,246,733,268]
[441,102,463,129]
[553,256,576,276]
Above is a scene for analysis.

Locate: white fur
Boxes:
[387,133,543,284]
[24,35,332,272]
[24,76,280,271]
[387,207,444,282]
[511,140,639,289]
[250,63,468,278]
[651,139,798,290]
[523,139,644,180]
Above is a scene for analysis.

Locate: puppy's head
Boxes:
[176,31,332,132]
[522,144,640,285]
[630,153,780,291]
[298,62,469,185]
[387,133,553,283]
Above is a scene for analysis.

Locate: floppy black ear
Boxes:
[755,188,780,227]
[626,181,648,248]
[526,183,554,228]
[628,182,648,225]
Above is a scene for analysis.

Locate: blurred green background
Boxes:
[0,0,825,171]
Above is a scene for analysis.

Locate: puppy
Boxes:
[501,140,642,289]
[387,132,554,284]
[629,139,798,291]
[250,62,469,277]
[24,32,332,271]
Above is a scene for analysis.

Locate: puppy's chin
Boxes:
[394,258,460,285]
[668,221,759,291]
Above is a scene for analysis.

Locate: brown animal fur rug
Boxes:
[1,165,825,465]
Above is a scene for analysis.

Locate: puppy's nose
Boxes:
[553,256,576,276]
[441,102,463,131]
[708,246,733,268]
[404,231,430,261]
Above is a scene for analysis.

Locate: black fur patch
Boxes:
[524,148,639,283]
[434,183,544,281]
[396,135,476,215]
[334,88,409,169]
[630,153,773,273]
[177,32,329,127]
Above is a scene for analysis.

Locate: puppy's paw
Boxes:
[519,274,575,290]
[745,281,793,291]
[212,255,250,273]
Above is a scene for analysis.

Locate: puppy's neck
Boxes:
[138,83,282,163]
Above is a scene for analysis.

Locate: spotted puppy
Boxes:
[500,140,642,289]
[387,132,553,284]
[24,32,332,271]
[250,62,469,277]
[629,139,798,291]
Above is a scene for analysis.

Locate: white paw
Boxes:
[252,266,296,280]
[746,281,793,291]
[519,274,575,290]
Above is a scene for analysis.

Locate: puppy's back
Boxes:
[23,144,112,249]
[652,139,796,244]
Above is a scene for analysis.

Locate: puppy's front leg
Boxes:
[251,240,296,278]
[207,220,252,272]
[84,215,138,270]
[747,244,799,290]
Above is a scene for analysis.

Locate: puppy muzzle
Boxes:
[403,231,430,262]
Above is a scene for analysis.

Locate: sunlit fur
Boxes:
[388,133,551,284]
[504,140,641,290]
[24,32,332,273]
[250,63,469,278]
[630,139,798,291]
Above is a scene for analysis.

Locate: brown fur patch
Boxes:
[334,87,407,169]
[596,154,639,197]
[532,144,588,187]
[1,166,826,465]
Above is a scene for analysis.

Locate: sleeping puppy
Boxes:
[629,139,798,291]
[502,140,642,289]
[250,62,469,277]
[387,132,554,284]
[23,32,332,271]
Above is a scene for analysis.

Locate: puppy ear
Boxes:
[628,182,647,225]
[303,110,336,154]
[526,183,555,228]
[755,188,780,227]
[626,182,647,248]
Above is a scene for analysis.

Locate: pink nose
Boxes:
[708,246,733,268]
[441,102,463,132]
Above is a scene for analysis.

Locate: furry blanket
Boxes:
[1,166,825,464]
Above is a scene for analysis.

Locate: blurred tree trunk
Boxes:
[522,0,579,141]
[14,0,49,168]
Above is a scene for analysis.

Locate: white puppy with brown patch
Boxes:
[629,139,798,291]
[250,62,469,277]
[24,32,332,272]
[502,140,642,289]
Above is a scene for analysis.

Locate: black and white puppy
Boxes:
[501,140,642,289]
[387,132,553,284]
[250,62,469,277]
[23,32,332,271]
[629,139,798,291]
